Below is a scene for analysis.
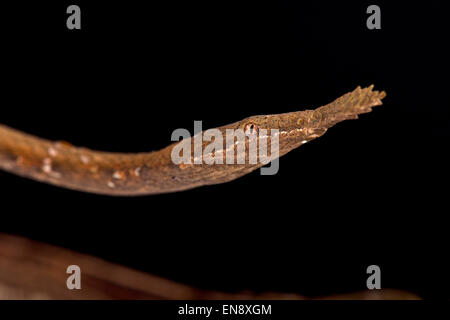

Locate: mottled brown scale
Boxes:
[0,86,386,196]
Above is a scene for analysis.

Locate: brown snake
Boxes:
[0,86,385,196]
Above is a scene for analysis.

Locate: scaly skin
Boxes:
[0,85,386,196]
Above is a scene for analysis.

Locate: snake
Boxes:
[0,85,385,196]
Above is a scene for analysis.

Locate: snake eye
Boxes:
[244,123,258,136]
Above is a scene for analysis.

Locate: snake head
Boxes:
[236,85,386,155]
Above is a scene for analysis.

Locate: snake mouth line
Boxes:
[171,126,280,169]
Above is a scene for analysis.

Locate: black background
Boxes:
[1,1,449,299]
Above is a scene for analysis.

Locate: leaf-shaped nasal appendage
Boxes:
[311,85,386,129]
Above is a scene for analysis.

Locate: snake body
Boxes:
[0,86,385,196]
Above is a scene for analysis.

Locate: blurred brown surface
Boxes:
[0,233,420,300]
